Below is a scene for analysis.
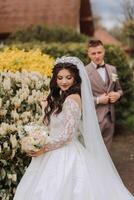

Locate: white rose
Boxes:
[111,73,118,82]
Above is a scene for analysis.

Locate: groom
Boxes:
[86,40,123,151]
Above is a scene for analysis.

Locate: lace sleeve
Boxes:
[44,98,81,152]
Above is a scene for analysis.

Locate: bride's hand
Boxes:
[27,148,45,157]
[27,145,50,157]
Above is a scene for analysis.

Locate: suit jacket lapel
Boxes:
[105,64,113,92]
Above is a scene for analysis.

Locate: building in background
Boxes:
[0,0,94,38]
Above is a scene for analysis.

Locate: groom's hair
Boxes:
[88,40,104,48]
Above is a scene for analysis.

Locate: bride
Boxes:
[13,56,134,200]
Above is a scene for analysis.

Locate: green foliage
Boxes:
[3,41,89,63]
[105,45,134,129]
[0,147,31,200]
[123,20,134,38]
[123,20,134,50]
[6,25,88,43]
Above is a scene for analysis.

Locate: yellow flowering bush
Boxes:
[0,49,54,200]
[0,48,54,76]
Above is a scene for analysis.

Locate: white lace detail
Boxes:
[45,98,81,151]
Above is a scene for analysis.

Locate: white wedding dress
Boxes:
[14,98,134,200]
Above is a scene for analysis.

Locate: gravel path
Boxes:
[111,133,134,194]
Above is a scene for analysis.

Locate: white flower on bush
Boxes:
[9,124,17,132]
[14,71,21,82]
[35,80,44,90]
[28,95,35,104]
[0,98,2,108]
[0,123,17,136]
[3,78,11,91]
[12,97,22,108]
[32,89,37,95]
[20,111,32,123]
[0,125,6,136]
[31,90,44,103]
[18,88,30,101]
[0,109,7,116]
[11,149,16,159]
[10,135,18,148]
[29,72,40,82]
[3,141,9,149]
[7,173,17,182]
[16,120,23,126]
[0,123,10,136]
[6,100,10,108]
[21,111,31,119]
[44,76,50,85]
[11,110,20,121]
[35,113,41,121]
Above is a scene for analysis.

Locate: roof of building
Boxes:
[94,28,130,52]
[94,28,122,46]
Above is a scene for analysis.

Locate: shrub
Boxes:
[0,49,54,199]
[105,45,134,129]
[0,48,54,76]
[6,25,88,43]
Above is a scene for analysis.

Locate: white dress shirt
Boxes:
[91,61,106,82]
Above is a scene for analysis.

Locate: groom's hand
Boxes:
[108,91,120,103]
[97,93,109,104]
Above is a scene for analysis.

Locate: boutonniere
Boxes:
[111,73,118,82]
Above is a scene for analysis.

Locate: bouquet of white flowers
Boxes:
[18,122,49,152]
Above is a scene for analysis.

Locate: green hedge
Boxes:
[6,25,88,43]
[105,45,134,128]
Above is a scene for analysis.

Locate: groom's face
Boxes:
[88,45,105,65]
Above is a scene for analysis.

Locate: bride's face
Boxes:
[57,69,75,91]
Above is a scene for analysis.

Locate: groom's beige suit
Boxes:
[86,62,123,150]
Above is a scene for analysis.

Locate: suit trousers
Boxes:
[99,112,114,152]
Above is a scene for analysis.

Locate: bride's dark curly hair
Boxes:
[44,62,81,124]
